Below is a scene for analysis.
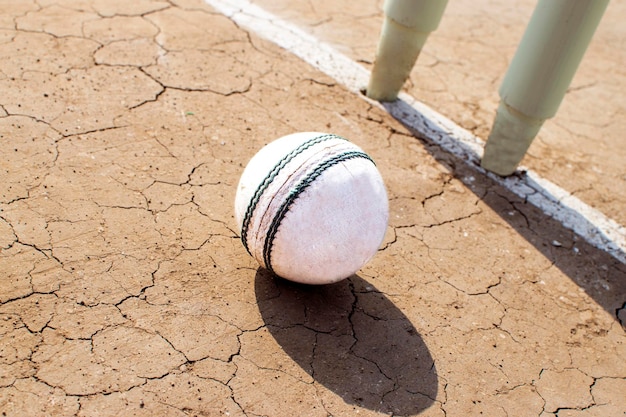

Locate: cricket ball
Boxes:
[234,132,389,285]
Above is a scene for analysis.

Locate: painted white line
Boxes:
[205,0,626,264]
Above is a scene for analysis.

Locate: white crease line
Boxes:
[205,0,626,265]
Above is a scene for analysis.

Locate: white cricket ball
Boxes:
[234,132,389,285]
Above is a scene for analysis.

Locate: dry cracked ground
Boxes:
[1,1,625,416]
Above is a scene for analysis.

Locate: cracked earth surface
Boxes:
[0,0,625,416]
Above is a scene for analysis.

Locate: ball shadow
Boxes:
[254,268,438,415]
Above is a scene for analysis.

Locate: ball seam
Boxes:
[262,150,375,274]
[241,133,346,254]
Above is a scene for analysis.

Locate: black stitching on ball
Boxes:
[263,150,374,274]
[241,134,345,254]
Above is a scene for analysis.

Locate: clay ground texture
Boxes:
[0,0,625,416]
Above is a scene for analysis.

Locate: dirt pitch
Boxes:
[1,1,625,416]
